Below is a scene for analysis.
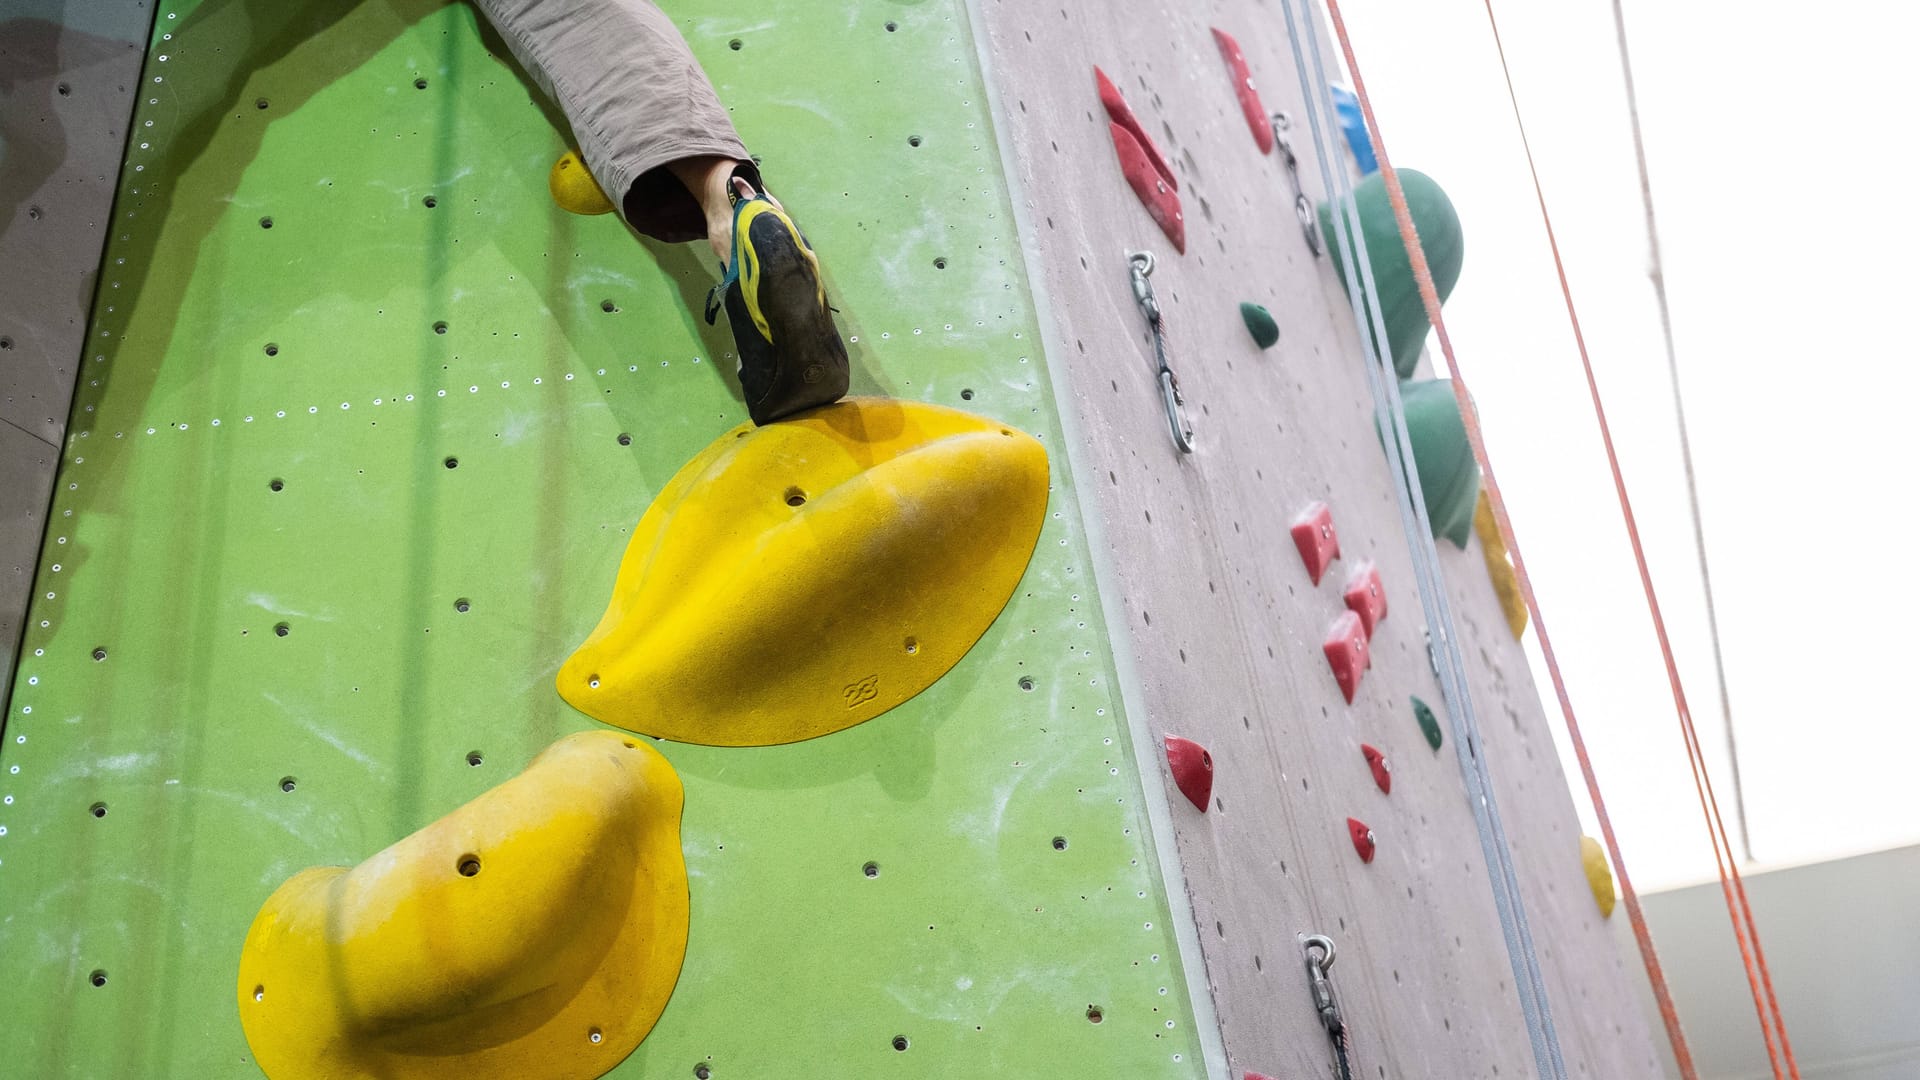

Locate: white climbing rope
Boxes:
[1607,0,1753,863]
[1273,2,1570,1076]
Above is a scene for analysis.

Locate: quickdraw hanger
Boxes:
[1125,250,1195,453]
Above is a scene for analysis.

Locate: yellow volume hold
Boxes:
[549,150,614,216]
[561,397,1051,746]
[237,731,687,1079]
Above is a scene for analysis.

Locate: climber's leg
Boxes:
[470,0,849,425]
[471,0,749,252]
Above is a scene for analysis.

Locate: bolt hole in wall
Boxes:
[414,77,428,90]
[891,1036,910,1052]
[91,647,106,661]
[903,637,918,655]
[694,1065,712,1079]
[588,1028,603,1045]
[617,432,633,446]
[454,598,470,613]
[600,299,617,313]
[934,256,947,269]
[89,971,107,988]
[258,216,272,229]
[273,622,289,637]
[1018,675,1034,691]
[252,985,264,1002]
[862,861,880,878]
[432,320,448,335]
[57,82,71,96]
[1052,836,1068,851]
[783,486,807,507]
[908,134,922,147]
[456,855,481,877]
[466,751,484,767]
[90,802,108,819]
[443,457,459,469]
[728,37,742,50]
[278,776,295,793]
[1086,1005,1104,1024]
[269,479,284,492]
[254,97,268,109]
[263,342,277,356]
[423,195,437,209]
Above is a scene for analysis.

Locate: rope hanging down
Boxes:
[1306,0,1694,1070]
[1316,0,1802,1075]
[1605,0,1754,866]
[1467,3,1798,1074]
[1275,1,1567,1075]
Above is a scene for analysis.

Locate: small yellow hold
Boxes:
[237,731,687,1080]
[1582,835,1617,919]
[561,397,1051,746]
[549,150,614,216]
[1474,490,1529,639]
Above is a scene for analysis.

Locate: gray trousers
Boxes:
[473,0,754,243]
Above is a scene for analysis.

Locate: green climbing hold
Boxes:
[1398,378,1480,548]
[1239,302,1279,349]
[1412,695,1443,751]
[1318,169,1463,378]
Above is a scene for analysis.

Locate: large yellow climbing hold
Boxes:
[237,731,687,1080]
[549,150,615,216]
[561,397,1050,746]
[1473,490,1529,639]
[1582,835,1617,919]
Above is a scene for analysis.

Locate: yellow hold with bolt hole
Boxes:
[549,150,615,216]
[236,730,687,1079]
[559,397,1050,746]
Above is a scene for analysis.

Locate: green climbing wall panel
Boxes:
[0,1,1206,1075]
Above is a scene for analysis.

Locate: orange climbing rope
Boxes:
[1315,2,1803,1078]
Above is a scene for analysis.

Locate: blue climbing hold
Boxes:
[1331,85,1377,175]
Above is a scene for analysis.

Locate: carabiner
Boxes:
[1125,250,1194,454]
[1271,112,1323,257]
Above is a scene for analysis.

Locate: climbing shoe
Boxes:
[705,188,849,425]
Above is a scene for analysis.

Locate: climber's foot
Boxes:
[706,192,849,425]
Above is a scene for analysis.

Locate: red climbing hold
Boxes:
[1361,743,1392,794]
[1245,1073,1279,1080]
[1347,817,1377,863]
[1343,561,1387,638]
[1290,502,1340,585]
[1211,29,1274,155]
[1164,735,1214,812]
[1095,67,1177,191]
[1108,121,1186,254]
[1323,610,1370,703]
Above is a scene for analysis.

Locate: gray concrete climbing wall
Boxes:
[0,2,154,704]
[969,2,1664,1076]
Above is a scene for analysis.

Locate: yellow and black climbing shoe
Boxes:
[705,192,850,426]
